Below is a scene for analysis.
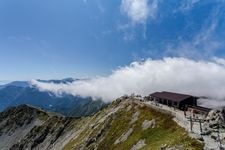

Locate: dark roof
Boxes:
[150,91,195,102]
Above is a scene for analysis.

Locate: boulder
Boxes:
[142,119,156,130]
[130,139,146,150]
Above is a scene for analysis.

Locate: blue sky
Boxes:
[0,0,225,80]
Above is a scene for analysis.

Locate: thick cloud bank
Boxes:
[31,57,225,105]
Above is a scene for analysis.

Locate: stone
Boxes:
[211,132,218,141]
[129,112,140,125]
[160,144,167,150]
[114,128,133,145]
[130,139,146,150]
[142,119,156,130]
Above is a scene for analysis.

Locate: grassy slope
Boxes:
[64,99,203,150]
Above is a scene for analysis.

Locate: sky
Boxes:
[1,0,225,81]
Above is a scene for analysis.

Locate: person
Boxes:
[184,111,186,117]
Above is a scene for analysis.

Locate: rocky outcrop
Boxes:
[114,128,133,145]
[130,139,146,150]
[205,109,225,129]
[0,105,76,150]
[142,119,156,130]
[201,109,225,138]
[129,112,140,125]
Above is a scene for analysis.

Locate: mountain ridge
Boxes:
[0,96,203,150]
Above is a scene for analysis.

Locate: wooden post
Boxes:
[199,119,202,132]
[190,116,193,131]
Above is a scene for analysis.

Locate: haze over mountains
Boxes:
[0,78,106,117]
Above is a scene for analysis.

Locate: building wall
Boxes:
[149,95,198,111]
[179,97,197,110]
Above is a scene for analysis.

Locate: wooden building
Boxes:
[187,105,211,116]
[149,91,198,110]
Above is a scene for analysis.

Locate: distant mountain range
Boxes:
[36,77,77,84]
[0,81,29,89]
[0,78,106,117]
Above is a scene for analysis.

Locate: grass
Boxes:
[64,100,204,150]
[36,111,49,121]
[63,116,96,150]
[98,103,203,150]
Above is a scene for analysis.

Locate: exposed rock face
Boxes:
[129,112,140,125]
[0,105,75,150]
[201,109,225,140]
[114,128,133,145]
[142,119,156,130]
[0,105,46,150]
[130,139,146,150]
[205,109,225,129]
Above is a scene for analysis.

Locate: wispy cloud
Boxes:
[31,57,225,108]
[161,3,225,59]
[178,0,201,12]
[121,0,158,24]
[164,25,222,59]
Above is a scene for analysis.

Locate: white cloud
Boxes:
[31,57,225,107]
[199,98,225,108]
[121,0,158,24]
